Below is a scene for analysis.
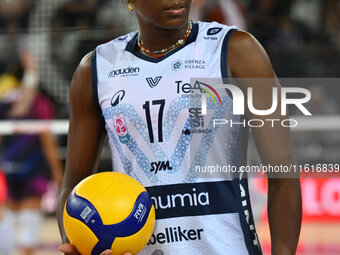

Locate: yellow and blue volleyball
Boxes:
[63,172,155,255]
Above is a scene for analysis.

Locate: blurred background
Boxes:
[0,0,339,254]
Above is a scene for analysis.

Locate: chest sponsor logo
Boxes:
[113,114,130,144]
[111,90,125,106]
[151,188,210,210]
[171,60,183,71]
[176,80,222,104]
[147,226,204,245]
[184,59,205,69]
[108,66,140,78]
[172,60,206,71]
[150,160,173,174]
[189,108,204,127]
[182,108,212,136]
[146,76,162,88]
[146,181,239,220]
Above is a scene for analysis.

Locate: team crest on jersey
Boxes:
[113,114,130,144]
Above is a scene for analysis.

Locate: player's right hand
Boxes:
[58,243,132,255]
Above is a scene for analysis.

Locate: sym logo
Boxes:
[150,160,173,174]
[207,27,222,36]
[111,90,125,107]
[146,76,162,88]
[171,60,183,71]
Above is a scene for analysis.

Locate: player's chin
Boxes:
[160,8,191,28]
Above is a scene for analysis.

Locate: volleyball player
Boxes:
[57,0,302,254]
[0,48,64,255]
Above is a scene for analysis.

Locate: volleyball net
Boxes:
[0,116,340,135]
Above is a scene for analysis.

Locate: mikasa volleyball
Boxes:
[63,172,155,255]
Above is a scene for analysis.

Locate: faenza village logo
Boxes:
[109,66,140,78]
[186,81,312,128]
[172,59,206,71]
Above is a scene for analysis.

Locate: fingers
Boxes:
[100,251,131,255]
[99,250,112,255]
[58,244,130,255]
[58,243,79,255]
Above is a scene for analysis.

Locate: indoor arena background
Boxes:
[0,0,339,255]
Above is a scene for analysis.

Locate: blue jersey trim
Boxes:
[91,49,101,112]
[146,181,240,220]
[234,179,263,255]
[220,28,237,80]
[125,22,199,63]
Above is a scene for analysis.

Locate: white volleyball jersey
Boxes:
[93,21,262,255]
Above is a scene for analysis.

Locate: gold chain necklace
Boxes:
[137,20,192,58]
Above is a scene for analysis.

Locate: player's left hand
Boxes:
[58,243,132,255]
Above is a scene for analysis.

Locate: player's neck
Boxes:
[137,20,189,53]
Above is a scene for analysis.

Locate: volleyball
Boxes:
[63,172,155,255]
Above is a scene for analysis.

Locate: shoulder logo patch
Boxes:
[207,27,223,36]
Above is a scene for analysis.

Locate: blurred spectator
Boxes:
[0,15,38,114]
[51,0,117,80]
[246,0,279,48]
[7,51,39,118]
[54,0,99,29]
[306,85,339,115]
[270,15,306,52]
[0,45,39,117]
[0,49,63,255]
[0,0,34,32]
[190,0,207,22]
[0,170,15,255]
[96,0,138,32]
[216,0,247,29]
[323,0,340,51]
[202,0,247,29]
[290,0,322,32]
